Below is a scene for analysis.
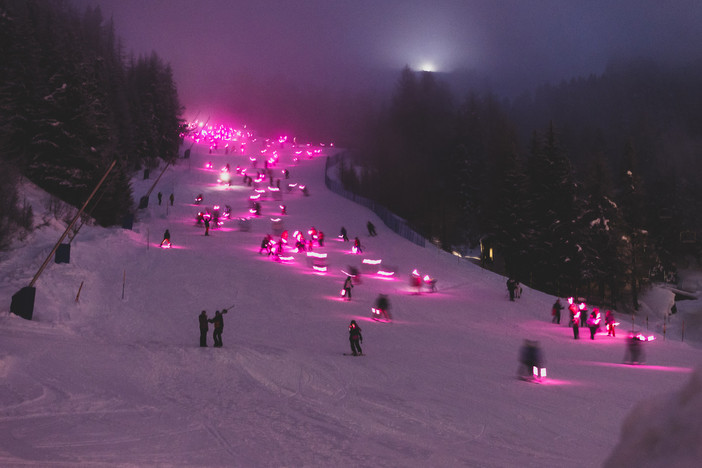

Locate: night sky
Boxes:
[71,0,702,123]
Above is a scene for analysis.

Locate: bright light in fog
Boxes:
[418,61,436,72]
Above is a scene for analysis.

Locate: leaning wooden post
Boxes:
[682,320,685,342]
[29,160,116,288]
[75,281,84,302]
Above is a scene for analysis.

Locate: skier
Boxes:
[552,298,563,324]
[169,193,174,206]
[259,235,272,254]
[339,226,349,242]
[158,191,163,205]
[199,310,209,347]
[204,217,210,236]
[367,221,377,236]
[342,275,353,301]
[348,320,363,356]
[518,340,543,380]
[161,229,171,247]
[373,294,391,321]
[605,310,616,337]
[208,309,228,348]
[624,333,644,364]
[353,237,363,254]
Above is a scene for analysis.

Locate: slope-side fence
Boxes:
[325,153,425,247]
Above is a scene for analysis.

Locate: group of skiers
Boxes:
[198,309,229,347]
[506,278,522,301]
[556,299,617,341]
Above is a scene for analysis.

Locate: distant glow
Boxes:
[417,61,436,72]
[362,259,382,265]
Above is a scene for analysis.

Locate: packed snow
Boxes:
[1,134,701,467]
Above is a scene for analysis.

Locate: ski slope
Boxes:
[1,136,701,467]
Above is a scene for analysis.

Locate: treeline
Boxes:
[350,63,702,308]
[0,0,183,248]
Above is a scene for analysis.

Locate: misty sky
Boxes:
[72,0,702,120]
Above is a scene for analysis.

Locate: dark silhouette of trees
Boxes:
[0,0,184,243]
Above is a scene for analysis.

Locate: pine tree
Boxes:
[526,123,582,294]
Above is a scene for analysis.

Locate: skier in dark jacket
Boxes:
[208,309,228,347]
[340,226,349,242]
[367,221,377,236]
[199,310,209,347]
[342,275,353,301]
[506,278,517,301]
[348,320,363,356]
[551,298,563,324]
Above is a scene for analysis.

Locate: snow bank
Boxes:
[604,367,702,467]
[638,286,675,321]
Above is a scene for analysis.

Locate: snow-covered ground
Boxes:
[1,136,701,467]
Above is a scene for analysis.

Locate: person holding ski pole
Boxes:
[209,309,229,347]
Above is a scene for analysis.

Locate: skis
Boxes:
[343,353,364,356]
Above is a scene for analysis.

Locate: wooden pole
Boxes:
[75,281,84,302]
[122,270,126,300]
[29,160,117,288]
[682,320,685,342]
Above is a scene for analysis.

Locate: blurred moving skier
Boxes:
[624,333,644,364]
[374,294,391,321]
[518,340,543,380]
[348,320,363,356]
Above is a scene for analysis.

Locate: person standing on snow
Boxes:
[348,320,363,356]
[340,226,349,242]
[506,278,517,301]
[605,310,616,337]
[552,298,563,324]
[158,191,163,205]
[169,193,174,206]
[587,309,601,340]
[209,309,228,347]
[199,310,209,347]
[342,275,354,301]
[571,309,580,339]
